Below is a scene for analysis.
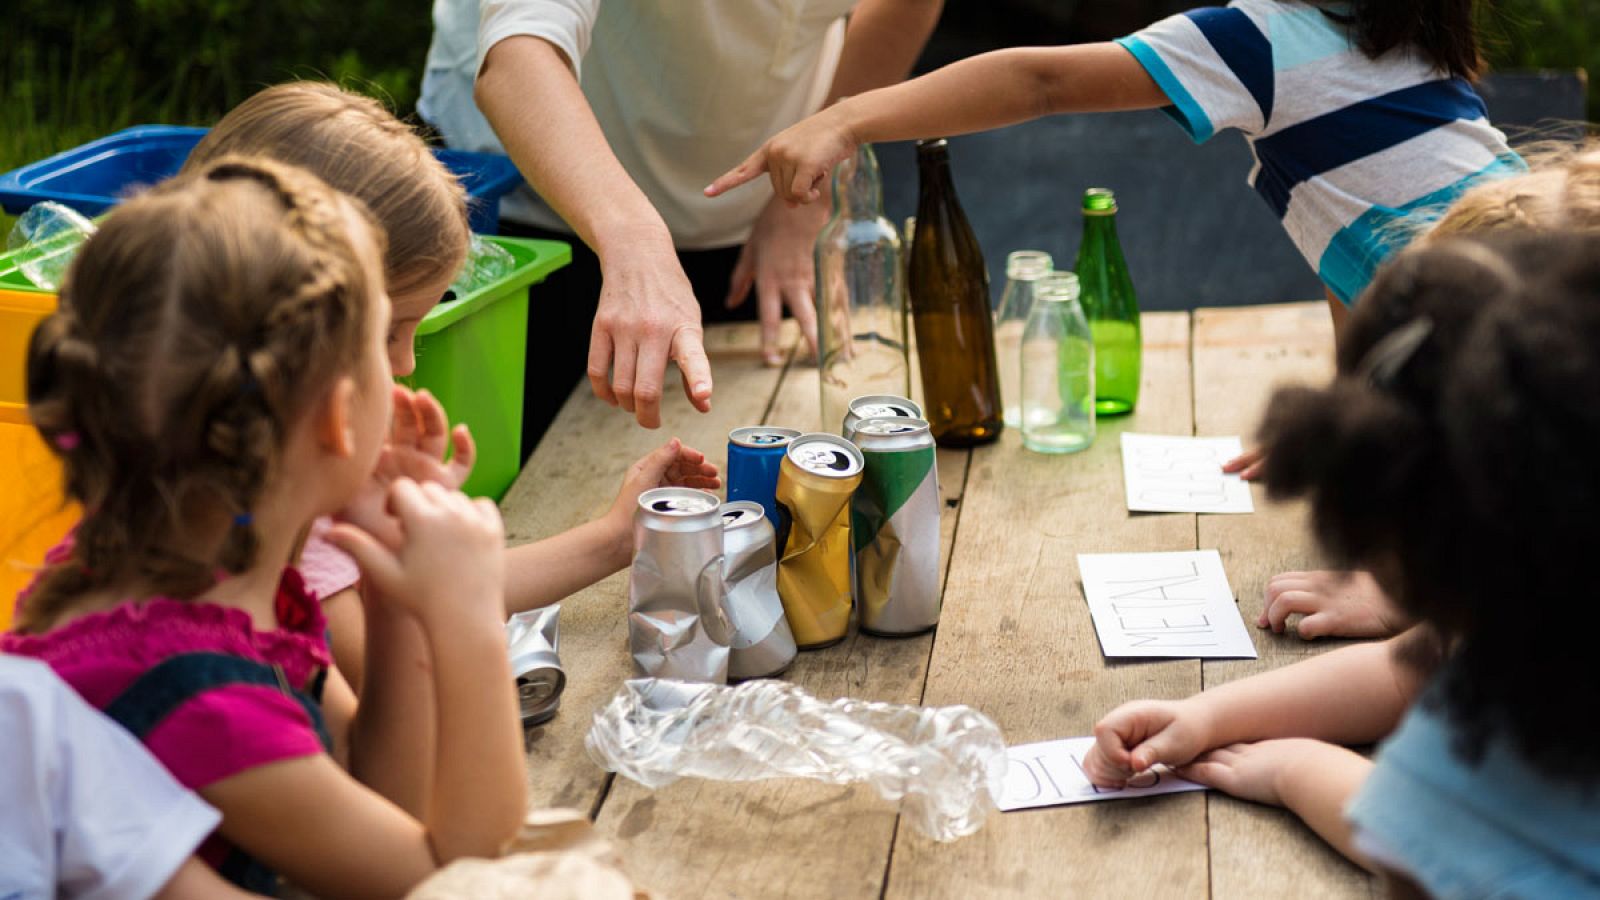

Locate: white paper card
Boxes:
[998,737,1206,811]
[1120,433,1254,514]
[1078,550,1258,659]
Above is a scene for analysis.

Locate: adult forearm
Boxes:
[839,43,1164,145]
[1193,638,1416,747]
[1277,745,1375,869]
[347,604,437,819]
[475,36,669,257]
[825,0,944,103]
[503,518,629,614]
[424,618,526,861]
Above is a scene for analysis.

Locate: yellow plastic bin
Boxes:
[0,289,78,627]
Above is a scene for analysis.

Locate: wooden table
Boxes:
[499,302,1375,899]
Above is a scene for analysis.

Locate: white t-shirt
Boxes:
[0,655,221,900]
[420,0,852,248]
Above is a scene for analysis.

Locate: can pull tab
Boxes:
[696,556,733,645]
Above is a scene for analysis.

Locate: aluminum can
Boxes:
[727,426,802,526]
[629,487,732,683]
[842,394,923,442]
[851,417,942,635]
[719,501,798,679]
[774,434,865,649]
[507,604,565,726]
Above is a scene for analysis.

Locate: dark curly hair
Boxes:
[19,155,381,633]
[1321,1,1482,80]
[1256,232,1600,780]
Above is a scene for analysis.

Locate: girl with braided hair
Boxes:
[3,156,528,896]
[184,82,721,701]
[1080,232,1600,893]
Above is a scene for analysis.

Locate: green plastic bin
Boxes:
[406,236,570,500]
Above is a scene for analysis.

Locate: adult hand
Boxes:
[591,232,713,428]
[705,105,859,207]
[1082,699,1215,788]
[726,195,827,366]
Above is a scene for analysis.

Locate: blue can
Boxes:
[727,427,801,525]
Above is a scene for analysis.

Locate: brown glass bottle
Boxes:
[908,139,1003,446]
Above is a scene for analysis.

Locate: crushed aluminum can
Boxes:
[719,501,798,680]
[775,433,865,649]
[842,394,923,442]
[629,487,732,683]
[507,604,565,726]
[852,416,942,635]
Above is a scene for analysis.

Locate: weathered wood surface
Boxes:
[1192,303,1375,899]
[500,303,1376,899]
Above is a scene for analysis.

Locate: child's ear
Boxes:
[314,376,360,458]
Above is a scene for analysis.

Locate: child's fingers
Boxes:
[447,424,477,485]
[1263,589,1319,633]
[324,523,404,589]
[414,389,450,457]
[704,148,769,198]
[390,386,422,446]
[1293,611,1336,641]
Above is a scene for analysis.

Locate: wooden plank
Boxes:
[498,322,797,812]
[1190,302,1375,899]
[886,312,1209,900]
[592,348,974,900]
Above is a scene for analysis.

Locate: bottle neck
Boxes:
[835,148,885,219]
[1082,210,1119,242]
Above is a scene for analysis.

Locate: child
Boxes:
[1257,145,1600,642]
[0,654,260,899]
[3,156,527,896]
[1083,232,1600,894]
[182,83,721,692]
[708,0,1522,334]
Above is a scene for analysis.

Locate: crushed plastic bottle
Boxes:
[448,233,516,297]
[585,678,1008,842]
[5,202,97,290]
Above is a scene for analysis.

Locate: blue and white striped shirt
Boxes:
[1117,1,1525,304]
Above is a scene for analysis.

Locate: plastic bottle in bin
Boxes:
[5,202,97,291]
[448,233,516,297]
[907,139,1003,447]
[1073,188,1141,416]
[814,143,910,433]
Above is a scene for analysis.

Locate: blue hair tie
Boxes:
[233,512,254,528]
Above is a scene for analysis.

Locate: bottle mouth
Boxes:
[1083,188,1118,214]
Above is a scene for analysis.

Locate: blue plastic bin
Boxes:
[0,125,522,234]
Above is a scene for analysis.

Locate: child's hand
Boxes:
[1175,738,1332,807]
[1259,569,1410,640]
[1083,699,1214,788]
[325,478,506,625]
[336,386,477,547]
[602,439,721,554]
[705,105,858,206]
[1222,445,1266,481]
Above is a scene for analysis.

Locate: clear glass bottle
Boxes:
[908,139,1003,447]
[1021,272,1095,454]
[815,144,910,432]
[1073,188,1141,416]
[993,250,1054,428]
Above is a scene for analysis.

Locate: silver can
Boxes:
[842,394,924,442]
[852,416,942,635]
[719,501,798,680]
[629,487,732,683]
[507,604,565,726]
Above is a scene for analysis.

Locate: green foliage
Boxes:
[0,0,432,171]
[1480,0,1600,118]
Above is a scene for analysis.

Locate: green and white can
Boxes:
[850,416,941,635]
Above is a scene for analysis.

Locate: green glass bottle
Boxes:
[1073,188,1141,416]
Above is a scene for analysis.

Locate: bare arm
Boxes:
[153,858,267,900]
[708,43,1167,204]
[476,36,710,428]
[336,596,438,820]
[825,0,944,103]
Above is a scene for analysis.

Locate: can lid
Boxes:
[637,487,720,516]
[856,416,930,437]
[786,433,865,478]
[848,394,922,421]
[730,426,802,448]
[719,500,766,529]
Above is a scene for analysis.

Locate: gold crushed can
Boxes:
[774,433,864,649]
